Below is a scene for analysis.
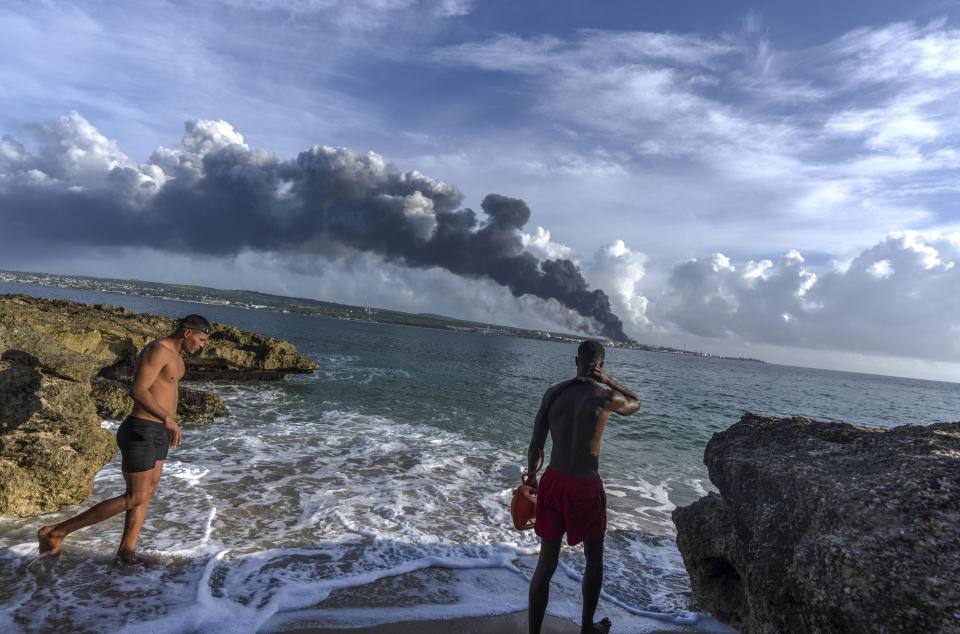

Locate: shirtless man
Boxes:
[38,314,212,564]
[527,340,641,634]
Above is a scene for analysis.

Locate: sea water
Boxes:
[1,282,957,633]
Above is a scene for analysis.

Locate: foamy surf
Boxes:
[2,399,712,632]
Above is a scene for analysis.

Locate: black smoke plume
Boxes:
[0,115,629,341]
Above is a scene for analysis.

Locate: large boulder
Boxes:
[672,413,960,633]
[0,294,316,517]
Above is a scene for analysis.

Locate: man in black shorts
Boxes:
[38,315,212,564]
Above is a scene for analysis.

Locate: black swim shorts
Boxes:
[116,416,169,473]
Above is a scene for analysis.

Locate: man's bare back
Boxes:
[534,378,614,479]
[528,354,641,483]
[527,340,641,634]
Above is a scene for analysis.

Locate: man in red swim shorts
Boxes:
[526,340,641,634]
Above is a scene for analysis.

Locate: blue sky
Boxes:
[3,0,960,381]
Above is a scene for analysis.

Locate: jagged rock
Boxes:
[179,322,319,381]
[90,380,230,423]
[0,294,318,381]
[0,294,315,517]
[0,330,115,517]
[89,380,132,420]
[176,385,230,422]
[672,413,960,634]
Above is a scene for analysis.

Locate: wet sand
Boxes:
[281,611,713,633]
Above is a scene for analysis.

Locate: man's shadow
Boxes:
[0,350,44,432]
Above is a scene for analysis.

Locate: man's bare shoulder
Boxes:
[544,378,575,398]
[546,377,605,401]
[140,338,179,362]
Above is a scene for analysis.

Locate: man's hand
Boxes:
[593,367,642,416]
[589,365,612,385]
[164,417,182,448]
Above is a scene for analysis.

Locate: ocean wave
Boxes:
[2,404,708,632]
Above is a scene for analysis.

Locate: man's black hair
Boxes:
[177,314,212,332]
[577,340,605,362]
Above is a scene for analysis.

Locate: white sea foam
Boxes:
[169,464,210,486]
[0,387,712,632]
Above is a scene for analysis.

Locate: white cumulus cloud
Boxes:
[586,240,652,330]
[521,226,575,261]
[648,232,960,362]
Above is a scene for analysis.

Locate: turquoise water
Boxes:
[1,282,956,633]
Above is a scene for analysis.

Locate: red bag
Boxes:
[511,448,544,531]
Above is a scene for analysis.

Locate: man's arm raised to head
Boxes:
[591,367,641,416]
[130,343,181,447]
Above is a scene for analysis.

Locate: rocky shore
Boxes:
[90,378,230,423]
[672,413,960,633]
[0,294,317,517]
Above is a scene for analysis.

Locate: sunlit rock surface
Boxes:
[91,379,229,423]
[0,294,317,517]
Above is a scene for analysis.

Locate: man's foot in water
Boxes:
[114,550,141,566]
[37,526,65,557]
[114,551,163,567]
[581,617,612,634]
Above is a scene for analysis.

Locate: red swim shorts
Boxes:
[534,467,607,546]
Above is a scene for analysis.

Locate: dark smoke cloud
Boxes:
[0,113,628,341]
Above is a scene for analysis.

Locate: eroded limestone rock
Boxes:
[0,330,115,516]
[90,380,230,423]
[89,380,132,421]
[672,413,960,634]
[0,294,315,517]
[0,294,317,381]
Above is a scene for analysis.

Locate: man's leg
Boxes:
[116,460,164,563]
[580,537,610,634]
[529,538,561,634]
[38,466,157,558]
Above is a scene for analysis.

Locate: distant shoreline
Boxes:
[0,268,763,364]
